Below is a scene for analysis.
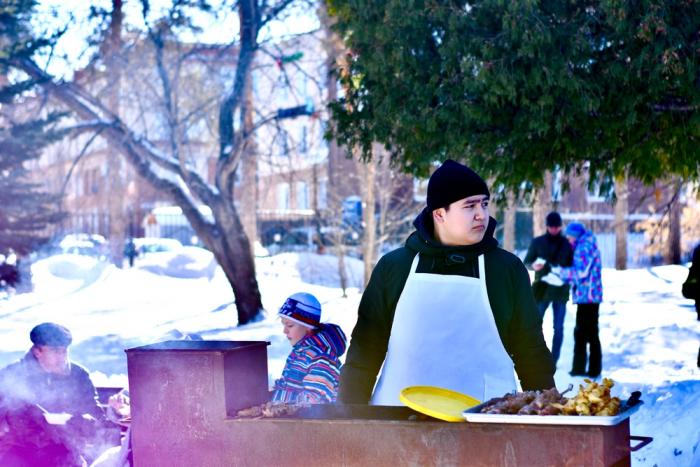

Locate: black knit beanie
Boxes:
[426,159,490,211]
[546,212,562,227]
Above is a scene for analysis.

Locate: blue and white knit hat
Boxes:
[278,292,322,329]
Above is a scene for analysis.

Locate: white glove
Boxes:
[549,265,562,276]
[541,272,564,286]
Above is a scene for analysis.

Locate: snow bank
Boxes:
[135,246,217,279]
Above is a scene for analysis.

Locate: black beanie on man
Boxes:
[426,159,490,211]
[545,212,562,228]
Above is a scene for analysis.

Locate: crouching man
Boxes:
[0,322,118,466]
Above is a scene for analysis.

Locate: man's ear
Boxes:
[432,208,445,224]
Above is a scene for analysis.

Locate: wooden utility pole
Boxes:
[667,179,683,264]
[503,192,517,252]
[614,174,629,270]
[532,172,553,237]
[362,152,378,286]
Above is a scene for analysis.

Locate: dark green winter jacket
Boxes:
[338,209,555,404]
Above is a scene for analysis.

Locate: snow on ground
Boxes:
[1,249,699,466]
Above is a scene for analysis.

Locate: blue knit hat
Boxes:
[278,292,321,329]
[565,222,586,239]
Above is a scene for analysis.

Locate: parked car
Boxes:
[133,238,183,255]
[58,234,108,258]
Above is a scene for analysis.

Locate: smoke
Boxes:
[0,355,124,466]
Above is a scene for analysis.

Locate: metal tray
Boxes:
[463,395,643,426]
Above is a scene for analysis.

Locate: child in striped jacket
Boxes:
[271,292,347,404]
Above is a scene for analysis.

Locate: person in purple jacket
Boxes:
[551,222,603,378]
[271,292,347,404]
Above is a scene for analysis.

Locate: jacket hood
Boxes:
[406,207,499,261]
[573,229,597,248]
[298,323,347,357]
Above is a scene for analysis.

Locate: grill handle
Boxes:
[629,435,653,452]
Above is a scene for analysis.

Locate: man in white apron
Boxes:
[338,160,555,405]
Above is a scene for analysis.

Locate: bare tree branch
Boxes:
[59,128,105,202]
[15,57,219,210]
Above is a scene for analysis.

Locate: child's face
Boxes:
[281,317,311,346]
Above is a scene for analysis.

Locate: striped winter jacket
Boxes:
[558,230,603,304]
[272,323,347,404]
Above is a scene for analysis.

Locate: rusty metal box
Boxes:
[125,339,269,462]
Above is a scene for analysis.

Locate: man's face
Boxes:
[547,225,562,236]
[433,194,489,246]
[32,345,69,374]
[281,317,311,346]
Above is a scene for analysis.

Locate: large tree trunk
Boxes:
[667,179,683,264]
[105,0,126,266]
[532,172,553,237]
[503,191,517,252]
[238,75,258,252]
[362,154,378,287]
[206,202,262,324]
[614,174,629,270]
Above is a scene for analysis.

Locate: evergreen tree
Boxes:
[0,117,66,255]
[0,0,66,254]
[327,1,700,192]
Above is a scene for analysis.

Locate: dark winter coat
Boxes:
[559,230,603,304]
[684,244,700,303]
[523,232,574,302]
[272,323,347,404]
[0,352,105,466]
[0,351,103,419]
[338,210,555,404]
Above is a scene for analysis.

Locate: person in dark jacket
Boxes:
[123,239,138,268]
[338,160,555,405]
[684,243,700,321]
[523,211,574,367]
[552,222,603,378]
[683,244,700,367]
[272,293,347,404]
[0,323,114,466]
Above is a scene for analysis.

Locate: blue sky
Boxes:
[31,0,319,78]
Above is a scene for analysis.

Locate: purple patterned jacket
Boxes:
[558,230,603,304]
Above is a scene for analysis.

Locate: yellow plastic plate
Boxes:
[399,386,481,422]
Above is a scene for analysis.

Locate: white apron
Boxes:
[371,253,517,405]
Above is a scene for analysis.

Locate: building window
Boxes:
[277,183,290,210]
[317,179,327,210]
[91,169,100,194]
[278,129,289,157]
[300,126,308,154]
[296,181,308,210]
[83,169,100,196]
